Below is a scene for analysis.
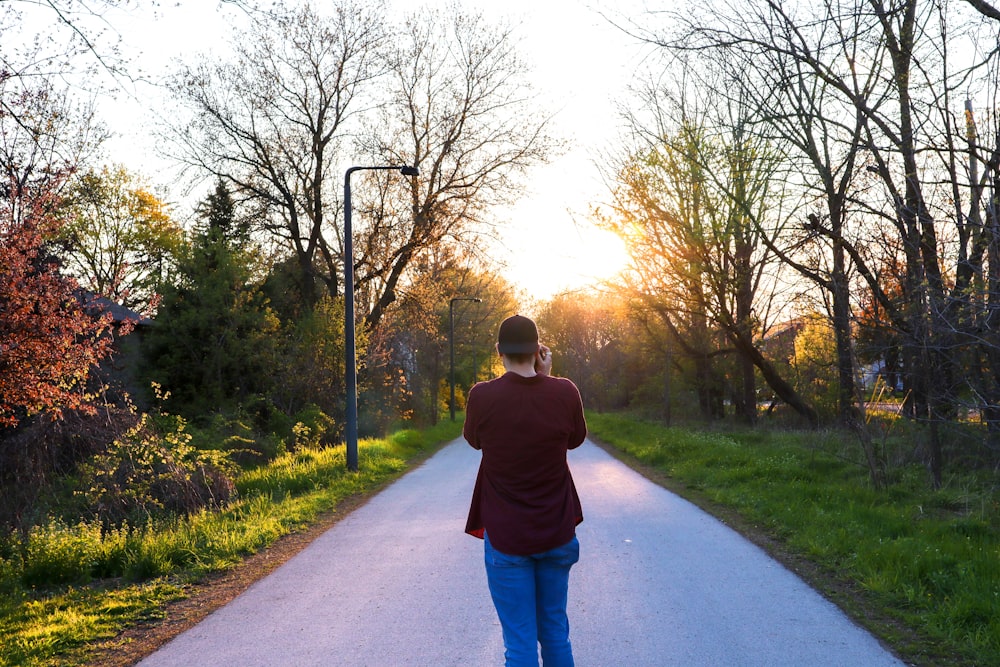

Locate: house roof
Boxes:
[76,290,153,326]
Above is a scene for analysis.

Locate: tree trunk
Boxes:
[729,330,818,428]
[831,237,858,424]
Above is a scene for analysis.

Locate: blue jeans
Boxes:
[484,533,580,667]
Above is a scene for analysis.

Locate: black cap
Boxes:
[497,314,539,354]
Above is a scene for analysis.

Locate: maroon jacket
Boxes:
[464,371,587,555]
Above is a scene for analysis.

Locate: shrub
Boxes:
[188,411,285,466]
[289,404,336,451]
[0,407,141,532]
[241,394,293,438]
[75,414,236,528]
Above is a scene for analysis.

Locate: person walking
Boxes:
[464,314,587,667]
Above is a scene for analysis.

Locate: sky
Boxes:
[21,0,660,300]
[437,0,654,300]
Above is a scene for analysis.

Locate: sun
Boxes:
[499,211,631,301]
[489,146,634,300]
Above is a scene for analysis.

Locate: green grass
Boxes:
[0,419,462,667]
[586,412,1000,667]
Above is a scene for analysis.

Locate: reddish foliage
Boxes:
[0,174,114,427]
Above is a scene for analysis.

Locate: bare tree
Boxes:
[355,5,560,330]
[165,0,388,309]
[0,50,107,211]
[374,251,512,427]
[644,0,1000,483]
[962,0,1000,21]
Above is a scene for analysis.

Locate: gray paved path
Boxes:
[138,439,905,666]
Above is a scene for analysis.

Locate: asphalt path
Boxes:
[138,439,905,667]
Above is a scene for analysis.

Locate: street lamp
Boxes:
[450,296,482,422]
[344,164,419,471]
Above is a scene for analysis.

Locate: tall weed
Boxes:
[76,413,236,528]
[21,520,103,587]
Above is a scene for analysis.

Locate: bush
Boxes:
[289,404,336,451]
[241,394,294,438]
[188,411,285,466]
[0,407,141,532]
[75,414,236,528]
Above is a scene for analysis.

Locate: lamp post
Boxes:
[344,164,419,471]
[449,296,482,421]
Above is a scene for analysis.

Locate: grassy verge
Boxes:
[585,412,1000,667]
[0,420,462,667]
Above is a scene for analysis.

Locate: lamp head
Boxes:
[399,165,420,176]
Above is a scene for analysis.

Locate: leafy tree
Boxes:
[0,173,115,428]
[792,312,840,420]
[142,180,279,416]
[854,255,907,395]
[536,291,635,412]
[60,165,183,314]
[270,294,350,424]
[0,28,130,529]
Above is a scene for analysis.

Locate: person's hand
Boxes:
[535,344,553,376]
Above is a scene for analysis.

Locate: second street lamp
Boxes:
[343,164,419,471]
[450,296,482,422]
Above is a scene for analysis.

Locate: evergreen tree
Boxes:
[142,180,278,415]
